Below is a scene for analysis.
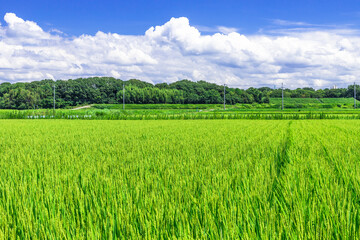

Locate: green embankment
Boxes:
[271,97,360,104]
[269,97,360,109]
[2,99,360,120]
[271,98,321,104]
[3,108,360,120]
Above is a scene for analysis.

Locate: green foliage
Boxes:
[0,78,252,109]
[1,120,360,238]
[92,104,220,109]
[271,98,321,104]
[1,77,359,110]
[270,98,360,109]
[2,107,360,120]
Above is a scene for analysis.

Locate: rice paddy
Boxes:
[1,120,360,238]
[3,107,360,120]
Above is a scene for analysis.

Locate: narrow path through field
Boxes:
[316,98,324,103]
[268,121,293,223]
[72,104,93,110]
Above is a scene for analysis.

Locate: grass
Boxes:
[0,120,360,238]
[92,103,222,110]
[270,98,321,104]
[2,108,360,120]
[2,100,360,120]
[320,98,359,104]
[270,97,360,104]
[270,97,360,108]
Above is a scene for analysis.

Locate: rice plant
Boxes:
[0,120,359,238]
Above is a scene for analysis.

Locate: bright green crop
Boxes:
[0,120,359,238]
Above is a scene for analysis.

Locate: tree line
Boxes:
[0,77,358,109]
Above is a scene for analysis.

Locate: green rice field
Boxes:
[1,120,360,238]
[3,107,360,120]
[270,98,360,109]
[271,98,321,104]
[270,97,360,105]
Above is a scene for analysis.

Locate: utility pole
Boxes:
[354,82,356,109]
[123,84,125,110]
[53,84,56,116]
[224,84,226,110]
[281,83,284,110]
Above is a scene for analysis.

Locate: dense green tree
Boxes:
[0,77,357,109]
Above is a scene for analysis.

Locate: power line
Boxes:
[224,84,226,110]
[53,84,56,116]
[282,83,284,111]
[354,82,356,109]
[123,83,125,110]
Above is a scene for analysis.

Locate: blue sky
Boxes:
[1,0,360,88]
[1,0,360,36]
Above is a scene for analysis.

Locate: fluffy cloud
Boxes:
[1,13,360,88]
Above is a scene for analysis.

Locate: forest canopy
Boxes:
[0,77,357,109]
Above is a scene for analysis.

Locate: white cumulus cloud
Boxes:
[0,13,360,88]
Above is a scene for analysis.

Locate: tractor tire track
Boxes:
[268,121,293,209]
